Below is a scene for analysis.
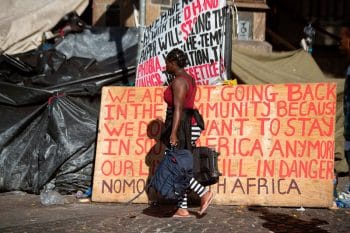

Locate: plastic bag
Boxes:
[40,190,65,205]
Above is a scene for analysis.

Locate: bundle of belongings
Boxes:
[150,147,221,200]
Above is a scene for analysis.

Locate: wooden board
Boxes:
[92,83,336,207]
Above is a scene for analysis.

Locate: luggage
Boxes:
[149,148,193,200]
[192,147,222,186]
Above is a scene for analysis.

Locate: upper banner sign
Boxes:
[136,0,227,87]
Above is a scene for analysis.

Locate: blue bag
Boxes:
[150,149,193,200]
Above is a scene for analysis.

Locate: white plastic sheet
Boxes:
[0,0,89,54]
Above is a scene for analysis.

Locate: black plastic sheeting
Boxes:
[0,27,138,194]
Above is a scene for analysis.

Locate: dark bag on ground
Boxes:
[192,147,222,186]
[150,149,193,200]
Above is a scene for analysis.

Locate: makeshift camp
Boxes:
[0,1,346,203]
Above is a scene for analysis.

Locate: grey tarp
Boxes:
[232,46,347,173]
[0,27,138,194]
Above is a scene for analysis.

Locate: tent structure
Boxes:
[0,26,139,194]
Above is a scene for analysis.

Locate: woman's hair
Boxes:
[166,48,188,68]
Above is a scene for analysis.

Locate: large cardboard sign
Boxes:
[136,0,227,86]
[92,83,336,207]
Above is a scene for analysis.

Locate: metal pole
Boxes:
[225,0,233,80]
[137,0,146,63]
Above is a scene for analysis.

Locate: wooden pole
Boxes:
[225,1,233,80]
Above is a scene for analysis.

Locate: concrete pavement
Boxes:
[1,177,350,233]
[1,192,350,233]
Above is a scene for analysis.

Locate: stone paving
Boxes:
[0,191,350,233]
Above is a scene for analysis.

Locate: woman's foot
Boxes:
[198,191,214,215]
[172,208,192,218]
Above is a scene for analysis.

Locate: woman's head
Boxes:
[165,48,188,72]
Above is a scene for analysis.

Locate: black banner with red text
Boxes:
[136,0,227,87]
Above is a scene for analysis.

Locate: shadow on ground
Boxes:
[142,204,177,218]
[249,207,329,233]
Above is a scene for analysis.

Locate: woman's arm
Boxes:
[169,78,188,147]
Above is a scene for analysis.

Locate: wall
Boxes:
[92,0,178,27]
[91,0,271,52]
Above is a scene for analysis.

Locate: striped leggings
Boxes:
[191,125,201,145]
[178,124,206,209]
[178,178,208,209]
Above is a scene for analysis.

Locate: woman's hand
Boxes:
[170,133,178,147]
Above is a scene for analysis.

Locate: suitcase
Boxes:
[192,147,221,186]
